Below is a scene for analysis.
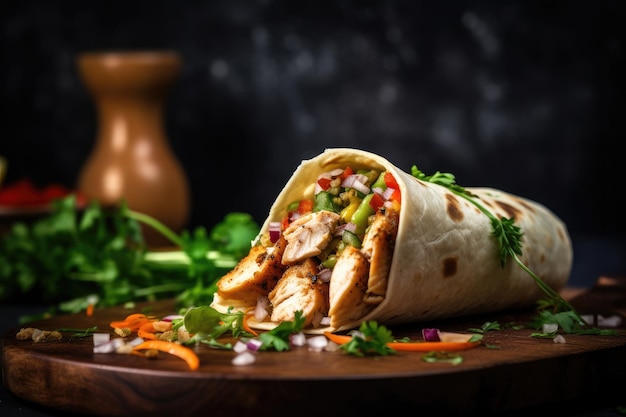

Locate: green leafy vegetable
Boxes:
[183,305,250,344]
[467,321,501,334]
[421,351,464,365]
[410,166,603,335]
[339,321,396,357]
[258,310,306,351]
[0,195,260,317]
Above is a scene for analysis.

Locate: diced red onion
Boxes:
[320,316,331,326]
[422,328,441,342]
[348,330,365,340]
[127,337,144,346]
[161,314,184,322]
[93,337,126,354]
[307,335,328,352]
[93,340,116,354]
[335,222,357,237]
[317,268,332,282]
[342,174,370,194]
[233,340,248,353]
[542,323,558,334]
[93,333,110,346]
[232,351,256,366]
[290,332,307,347]
[254,295,269,321]
[598,314,622,327]
[246,338,263,352]
[553,335,566,344]
[382,187,396,200]
[371,186,385,196]
[268,221,281,243]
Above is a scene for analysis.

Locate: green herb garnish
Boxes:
[421,351,464,365]
[258,310,306,351]
[339,321,396,357]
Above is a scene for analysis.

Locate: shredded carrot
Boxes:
[387,340,480,352]
[242,307,259,336]
[86,304,94,317]
[110,313,155,331]
[138,321,157,340]
[132,340,200,371]
[323,332,480,352]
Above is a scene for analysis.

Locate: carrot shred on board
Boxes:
[132,340,200,371]
[86,304,94,317]
[243,308,259,336]
[137,321,157,340]
[110,313,155,331]
[323,332,480,352]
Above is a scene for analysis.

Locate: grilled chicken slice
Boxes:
[216,236,288,305]
[282,211,341,265]
[361,206,399,304]
[328,245,374,329]
[269,258,330,328]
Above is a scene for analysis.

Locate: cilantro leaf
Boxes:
[340,321,396,357]
[258,310,306,351]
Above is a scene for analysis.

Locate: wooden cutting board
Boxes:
[2,279,625,417]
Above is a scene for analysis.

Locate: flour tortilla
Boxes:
[214,148,573,331]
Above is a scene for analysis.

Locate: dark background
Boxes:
[1,0,625,286]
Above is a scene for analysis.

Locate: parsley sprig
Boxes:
[410,166,588,332]
[339,321,396,356]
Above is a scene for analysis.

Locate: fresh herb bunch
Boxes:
[0,195,260,316]
[410,166,594,334]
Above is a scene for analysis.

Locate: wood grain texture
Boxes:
[2,279,625,417]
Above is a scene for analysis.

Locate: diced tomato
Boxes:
[388,188,401,203]
[297,199,313,214]
[339,167,353,180]
[384,172,399,190]
[281,215,290,230]
[369,192,385,211]
[317,177,332,191]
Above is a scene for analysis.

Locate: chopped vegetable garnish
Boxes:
[132,340,200,370]
[324,332,482,352]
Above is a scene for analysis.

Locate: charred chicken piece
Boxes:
[328,245,374,329]
[269,258,330,328]
[217,235,288,305]
[361,206,399,304]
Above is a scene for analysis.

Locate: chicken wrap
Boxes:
[211,148,573,332]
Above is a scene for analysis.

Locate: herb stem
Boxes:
[126,210,184,247]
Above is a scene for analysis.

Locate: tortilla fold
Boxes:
[211,148,573,332]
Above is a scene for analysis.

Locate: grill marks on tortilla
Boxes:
[445,193,464,222]
[442,257,458,278]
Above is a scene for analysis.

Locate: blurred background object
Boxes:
[77,51,190,246]
[0,0,624,286]
[0,156,6,187]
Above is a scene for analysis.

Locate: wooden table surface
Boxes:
[2,277,625,417]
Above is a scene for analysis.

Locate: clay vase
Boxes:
[77,51,190,247]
